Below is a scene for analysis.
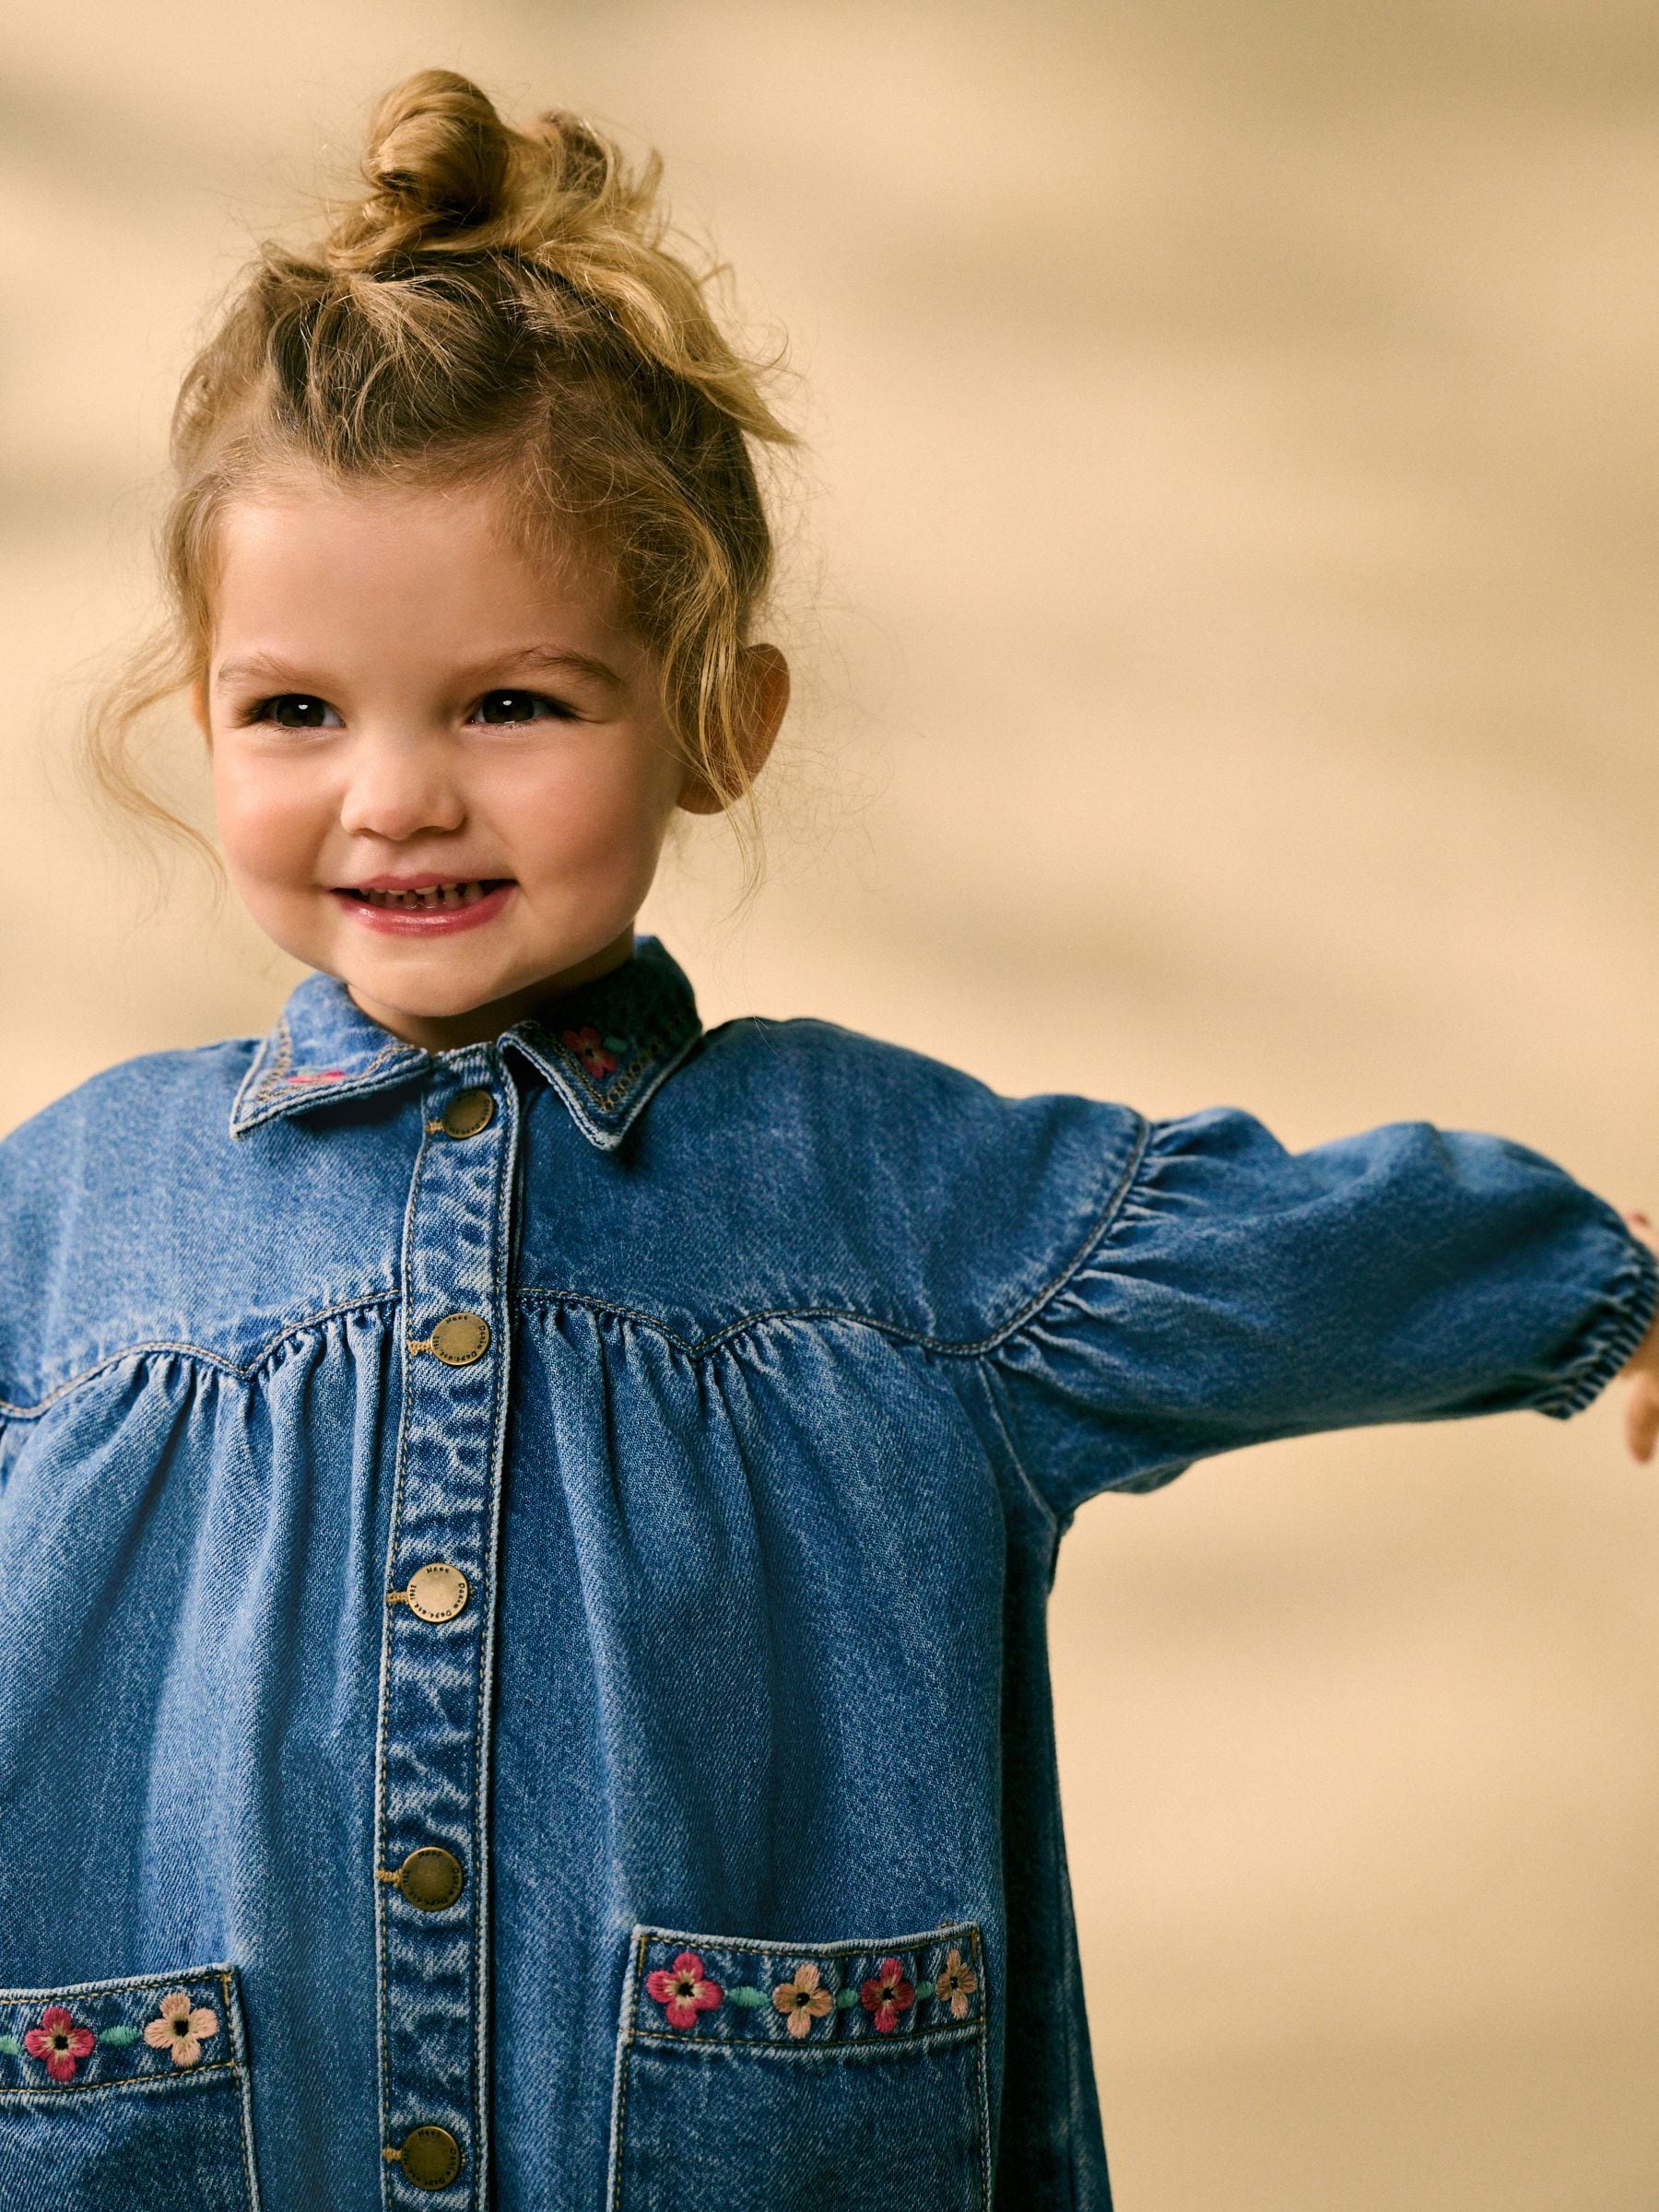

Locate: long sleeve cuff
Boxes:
[1533,1226,1659,1418]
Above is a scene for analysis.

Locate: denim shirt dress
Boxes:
[0,936,1653,2212]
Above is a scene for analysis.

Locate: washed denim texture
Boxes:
[0,936,1653,2211]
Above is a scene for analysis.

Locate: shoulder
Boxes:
[527,1011,1151,1349]
[698,1013,1146,1214]
[0,1041,260,1411]
[0,1030,420,1418]
[0,1038,257,1204]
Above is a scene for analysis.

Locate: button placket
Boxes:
[375,1058,517,2206]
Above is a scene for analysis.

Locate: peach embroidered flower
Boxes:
[859,1956,915,2034]
[771,1962,834,2039]
[24,2005,96,2082]
[644,1950,724,2030]
[935,1947,978,2020]
[143,1991,220,2068]
[561,1027,619,1080]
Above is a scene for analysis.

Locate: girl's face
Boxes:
[201,472,751,1051]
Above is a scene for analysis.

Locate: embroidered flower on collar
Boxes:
[143,1990,220,2067]
[771,1961,834,2039]
[561,1026,620,1080]
[23,2004,96,2081]
[645,1950,724,2030]
[935,1947,978,2019]
[860,1956,915,2034]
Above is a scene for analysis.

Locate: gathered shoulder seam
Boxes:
[976,1109,1154,1358]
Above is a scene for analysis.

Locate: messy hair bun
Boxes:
[93,69,794,872]
[326,72,614,266]
[352,71,521,252]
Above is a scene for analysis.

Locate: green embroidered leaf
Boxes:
[99,2026,141,2046]
[0,2034,18,2054]
[603,1036,628,1053]
[727,1986,768,2009]
[913,1980,935,2001]
[834,1988,859,2009]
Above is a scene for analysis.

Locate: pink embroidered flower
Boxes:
[23,2005,96,2082]
[935,1947,978,2020]
[561,1026,618,1080]
[645,1950,724,2030]
[860,1957,915,2034]
[771,1962,834,2039]
[142,1990,220,2068]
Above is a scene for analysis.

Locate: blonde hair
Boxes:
[89,68,794,870]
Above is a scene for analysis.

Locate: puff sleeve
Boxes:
[983,1107,1659,1520]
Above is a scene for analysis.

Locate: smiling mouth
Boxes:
[342,879,511,911]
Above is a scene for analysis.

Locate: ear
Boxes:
[677,643,790,817]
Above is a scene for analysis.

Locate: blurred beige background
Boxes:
[5,3,1657,2205]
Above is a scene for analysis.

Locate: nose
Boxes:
[337,723,466,842]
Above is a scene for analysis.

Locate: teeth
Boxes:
[357,882,493,909]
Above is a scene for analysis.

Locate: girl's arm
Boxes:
[982,1107,1659,1520]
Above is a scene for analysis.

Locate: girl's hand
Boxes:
[1617,1211,1659,1462]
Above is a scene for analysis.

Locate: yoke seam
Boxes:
[2,1115,1153,1408]
[0,1292,403,1418]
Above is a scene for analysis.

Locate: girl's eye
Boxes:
[470,689,572,726]
[256,694,341,730]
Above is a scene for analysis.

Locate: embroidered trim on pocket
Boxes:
[0,1967,246,2098]
[624,1922,985,2048]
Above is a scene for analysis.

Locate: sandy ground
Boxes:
[3,4,1657,2203]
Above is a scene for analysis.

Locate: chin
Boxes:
[359,978,508,1021]
[335,951,503,1008]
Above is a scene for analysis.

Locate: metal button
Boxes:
[395,2125,463,2190]
[406,1562,470,1623]
[429,1312,490,1366]
[441,1088,495,1139]
[393,1846,465,1912]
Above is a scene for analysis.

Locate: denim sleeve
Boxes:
[983,1106,1659,1519]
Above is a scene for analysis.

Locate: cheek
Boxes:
[211,752,328,889]
[493,742,678,878]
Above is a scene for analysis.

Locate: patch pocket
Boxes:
[607,1920,989,2212]
[0,1963,260,2212]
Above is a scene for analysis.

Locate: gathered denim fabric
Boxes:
[0,935,1653,2212]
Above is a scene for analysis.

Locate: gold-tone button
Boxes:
[394,2125,463,2190]
[428,1312,490,1366]
[392,1845,465,1912]
[405,1562,470,1623]
[441,1088,495,1139]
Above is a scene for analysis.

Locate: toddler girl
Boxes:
[0,68,1653,2212]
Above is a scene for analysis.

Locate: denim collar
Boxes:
[229,935,702,1152]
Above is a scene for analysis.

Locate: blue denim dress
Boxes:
[0,937,1652,2212]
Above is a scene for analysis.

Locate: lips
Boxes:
[332,877,516,936]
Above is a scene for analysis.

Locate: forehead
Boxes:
[209,473,622,661]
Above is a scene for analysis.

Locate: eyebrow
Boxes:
[500,645,625,691]
[211,644,626,691]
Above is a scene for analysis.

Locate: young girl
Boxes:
[0,68,1653,2212]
